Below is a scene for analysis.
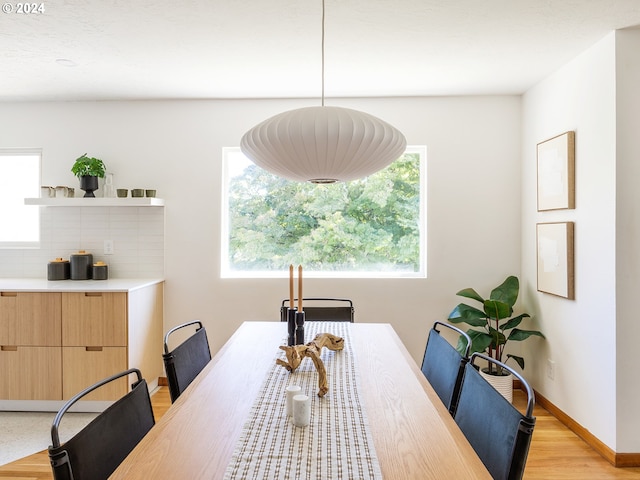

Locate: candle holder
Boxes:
[295,310,305,345]
[287,307,297,346]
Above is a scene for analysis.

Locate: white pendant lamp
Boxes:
[240,1,406,184]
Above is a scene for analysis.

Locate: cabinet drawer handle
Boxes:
[84,292,103,297]
[0,292,17,297]
[85,346,103,352]
[1,346,18,351]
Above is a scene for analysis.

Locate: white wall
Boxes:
[0,206,164,278]
[0,95,522,366]
[614,27,640,452]
[522,34,619,449]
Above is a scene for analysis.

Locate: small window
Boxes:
[0,150,40,246]
[221,146,426,278]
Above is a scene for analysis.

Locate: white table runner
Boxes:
[223,321,383,480]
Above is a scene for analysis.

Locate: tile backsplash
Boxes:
[0,206,164,279]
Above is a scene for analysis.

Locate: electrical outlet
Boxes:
[547,359,556,380]
[104,239,114,255]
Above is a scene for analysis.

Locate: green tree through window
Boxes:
[223,147,425,277]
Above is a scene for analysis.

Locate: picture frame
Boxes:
[537,131,575,211]
[536,222,574,299]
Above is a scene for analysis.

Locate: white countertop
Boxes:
[0,278,164,292]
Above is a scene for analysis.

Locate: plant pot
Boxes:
[79,175,99,197]
[479,368,513,403]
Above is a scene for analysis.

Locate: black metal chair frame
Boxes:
[48,368,155,480]
[453,352,536,480]
[421,320,471,416]
[280,298,354,322]
[163,320,212,403]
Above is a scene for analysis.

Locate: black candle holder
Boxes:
[295,310,305,345]
[287,307,297,346]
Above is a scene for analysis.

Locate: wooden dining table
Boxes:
[110,321,491,479]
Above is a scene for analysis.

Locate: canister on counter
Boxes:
[92,261,108,280]
[70,250,93,280]
[47,258,70,281]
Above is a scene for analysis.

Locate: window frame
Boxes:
[220,145,427,279]
[0,148,41,248]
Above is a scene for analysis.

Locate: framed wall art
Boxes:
[537,131,575,211]
[536,222,574,299]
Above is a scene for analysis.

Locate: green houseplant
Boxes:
[448,275,544,376]
[71,153,106,197]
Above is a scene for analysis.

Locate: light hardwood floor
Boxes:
[0,387,638,479]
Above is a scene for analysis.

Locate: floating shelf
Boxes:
[25,197,165,207]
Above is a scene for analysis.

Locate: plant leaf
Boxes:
[484,299,512,320]
[488,326,506,348]
[465,329,493,355]
[506,354,525,369]
[507,328,545,341]
[499,313,530,331]
[456,287,484,304]
[448,303,487,327]
[490,275,519,307]
[455,335,470,355]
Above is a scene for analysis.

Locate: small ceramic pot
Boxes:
[92,261,108,280]
[131,189,144,198]
[70,250,93,280]
[47,258,70,280]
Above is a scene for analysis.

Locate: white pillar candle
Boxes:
[285,385,302,416]
[292,394,311,427]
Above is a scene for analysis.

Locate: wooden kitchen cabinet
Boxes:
[62,346,127,400]
[0,292,62,346]
[0,346,62,400]
[0,281,163,408]
[62,292,127,347]
[0,292,63,400]
[61,292,129,400]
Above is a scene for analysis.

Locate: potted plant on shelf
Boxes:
[447,275,545,401]
[71,153,106,197]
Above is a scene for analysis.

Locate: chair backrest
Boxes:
[163,320,212,403]
[453,353,536,480]
[420,321,471,416]
[280,298,354,322]
[48,368,155,480]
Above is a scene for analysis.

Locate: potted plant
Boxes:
[71,153,106,197]
[447,275,545,400]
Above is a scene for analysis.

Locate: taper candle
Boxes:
[298,265,303,311]
[289,264,294,309]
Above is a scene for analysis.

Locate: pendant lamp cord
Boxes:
[321,0,325,107]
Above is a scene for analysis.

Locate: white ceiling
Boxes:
[2,0,639,102]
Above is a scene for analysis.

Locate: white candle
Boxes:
[285,385,302,416]
[292,394,311,427]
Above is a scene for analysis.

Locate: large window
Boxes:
[221,146,426,278]
[0,150,40,246]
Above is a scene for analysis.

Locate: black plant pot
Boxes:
[79,175,99,197]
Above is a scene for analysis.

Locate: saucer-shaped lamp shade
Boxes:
[240,106,407,183]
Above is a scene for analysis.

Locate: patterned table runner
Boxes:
[223,321,382,480]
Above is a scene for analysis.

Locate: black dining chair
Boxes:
[420,320,471,416]
[453,352,536,480]
[163,320,212,403]
[48,368,155,480]
[280,298,354,322]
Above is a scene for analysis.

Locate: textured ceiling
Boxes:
[1,0,639,101]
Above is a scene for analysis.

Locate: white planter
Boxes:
[479,368,513,403]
